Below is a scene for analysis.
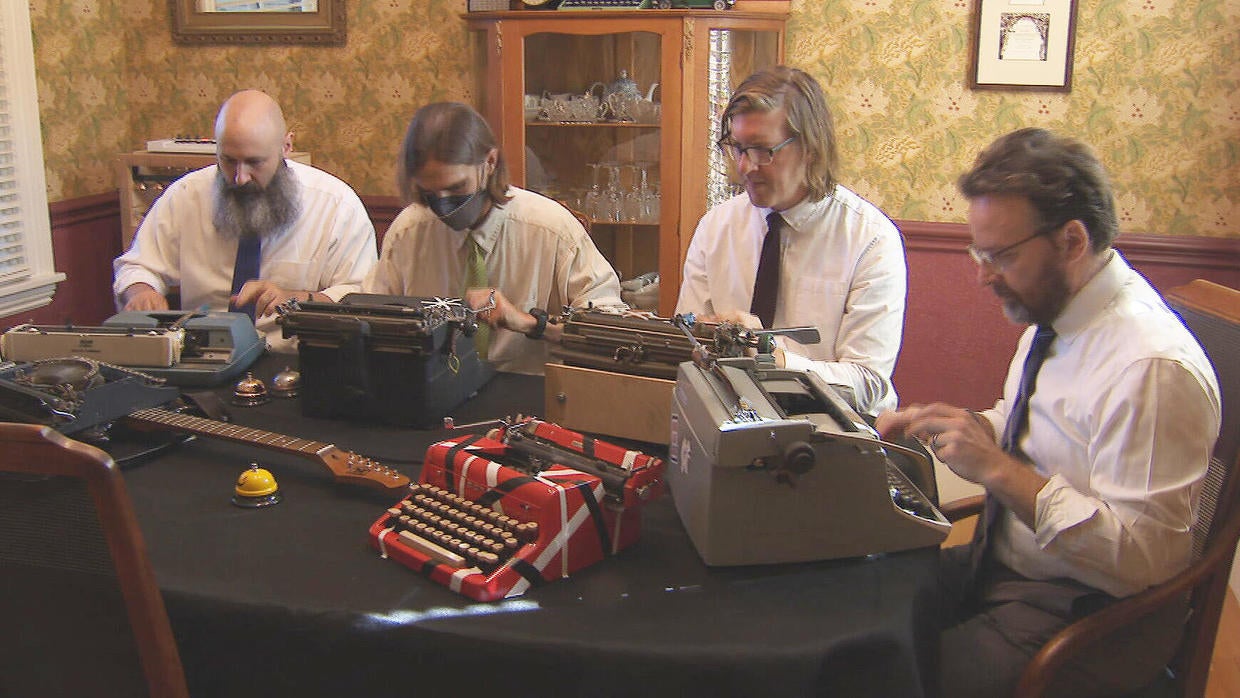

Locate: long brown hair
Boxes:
[396,102,512,207]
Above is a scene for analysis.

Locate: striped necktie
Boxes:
[464,235,490,359]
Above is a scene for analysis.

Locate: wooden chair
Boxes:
[0,423,190,698]
[940,279,1240,698]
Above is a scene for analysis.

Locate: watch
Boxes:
[525,307,549,340]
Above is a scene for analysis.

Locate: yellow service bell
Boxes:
[232,463,282,508]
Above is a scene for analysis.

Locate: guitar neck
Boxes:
[125,408,410,491]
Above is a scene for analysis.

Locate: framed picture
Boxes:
[170,0,346,46]
[968,0,1078,91]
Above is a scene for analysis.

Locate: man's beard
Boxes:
[993,262,1071,326]
[212,162,301,241]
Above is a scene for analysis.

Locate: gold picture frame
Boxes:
[968,0,1078,92]
[170,0,347,46]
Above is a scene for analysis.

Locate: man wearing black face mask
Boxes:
[362,102,625,375]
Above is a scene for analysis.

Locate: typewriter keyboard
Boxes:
[383,483,539,572]
[885,464,940,522]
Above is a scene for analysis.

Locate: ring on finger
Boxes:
[929,433,941,449]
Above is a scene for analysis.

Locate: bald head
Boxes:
[214,90,293,190]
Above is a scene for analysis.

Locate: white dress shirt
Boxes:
[984,252,1221,597]
[675,185,907,415]
[113,160,378,352]
[362,187,624,375]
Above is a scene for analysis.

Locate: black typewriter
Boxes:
[278,294,494,427]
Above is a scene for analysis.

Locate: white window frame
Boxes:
[0,0,63,317]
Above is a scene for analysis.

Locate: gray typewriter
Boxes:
[669,338,949,566]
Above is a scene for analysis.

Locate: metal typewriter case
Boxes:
[669,356,949,566]
[0,358,180,435]
[101,310,265,386]
[277,294,494,427]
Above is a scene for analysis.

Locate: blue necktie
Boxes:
[1000,325,1058,454]
[230,235,262,320]
[971,324,1057,584]
[749,212,783,328]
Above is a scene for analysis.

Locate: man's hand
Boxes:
[232,280,305,318]
[876,403,1005,485]
[120,283,170,311]
[877,403,1047,525]
[464,287,526,332]
[701,309,764,330]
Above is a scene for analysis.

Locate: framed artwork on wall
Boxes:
[969,0,1078,91]
[170,0,347,45]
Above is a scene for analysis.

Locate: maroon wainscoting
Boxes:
[0,193,124,330]
[895,221,1240,410]
[7,193,1237,418]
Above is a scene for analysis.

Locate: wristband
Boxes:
[525,307,549,340]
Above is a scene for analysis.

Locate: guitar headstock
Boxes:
[319,447,410,491]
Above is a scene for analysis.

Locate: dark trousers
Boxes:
[935,545,1186,698]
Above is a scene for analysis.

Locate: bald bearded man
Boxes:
[113,89,377,352]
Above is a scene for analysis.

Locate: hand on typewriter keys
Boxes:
[233,280,312,319]
[120,282,171,312]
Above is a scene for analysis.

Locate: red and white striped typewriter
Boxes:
[368,418,665,601]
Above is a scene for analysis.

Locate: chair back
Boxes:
[1166,279,1240,697]
[0,423,189,698]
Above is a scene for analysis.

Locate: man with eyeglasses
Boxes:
[876,128,1220,697]
[674,66,907,417]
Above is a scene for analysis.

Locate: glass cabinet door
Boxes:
[522,30,664,300]
[465,10,787,315]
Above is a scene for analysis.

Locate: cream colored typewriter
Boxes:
[1,311,264,386]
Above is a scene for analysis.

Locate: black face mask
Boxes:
[424,190,488,231]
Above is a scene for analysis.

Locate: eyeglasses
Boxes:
[717,136,796,166]
[966,221,1063,270]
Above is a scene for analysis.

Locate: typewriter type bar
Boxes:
[369,419,664,601]
[553,310,732,380]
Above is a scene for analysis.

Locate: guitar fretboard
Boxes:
[128,408,332,457]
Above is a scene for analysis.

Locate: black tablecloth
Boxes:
[118,356,940,698]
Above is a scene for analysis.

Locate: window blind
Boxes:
[0,14,31,286]
[0,0,63,315]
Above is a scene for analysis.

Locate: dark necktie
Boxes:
[230,234,262,320]
[749,212,783,328]
[970,324,1057,584]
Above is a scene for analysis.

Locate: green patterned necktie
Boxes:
[464,235,490,359]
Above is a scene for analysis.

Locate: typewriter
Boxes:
[278,294,494,427]
[669,342,949,566]
[369,417,665,601]
[0,357,180,436]
[1,311,263,387]
[546,309,819,445]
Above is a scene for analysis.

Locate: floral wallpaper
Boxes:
[29,0,1240,238]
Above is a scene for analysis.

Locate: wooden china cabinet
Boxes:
[463,8,787,314]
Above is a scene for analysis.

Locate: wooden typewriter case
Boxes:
[547,312,723,445]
